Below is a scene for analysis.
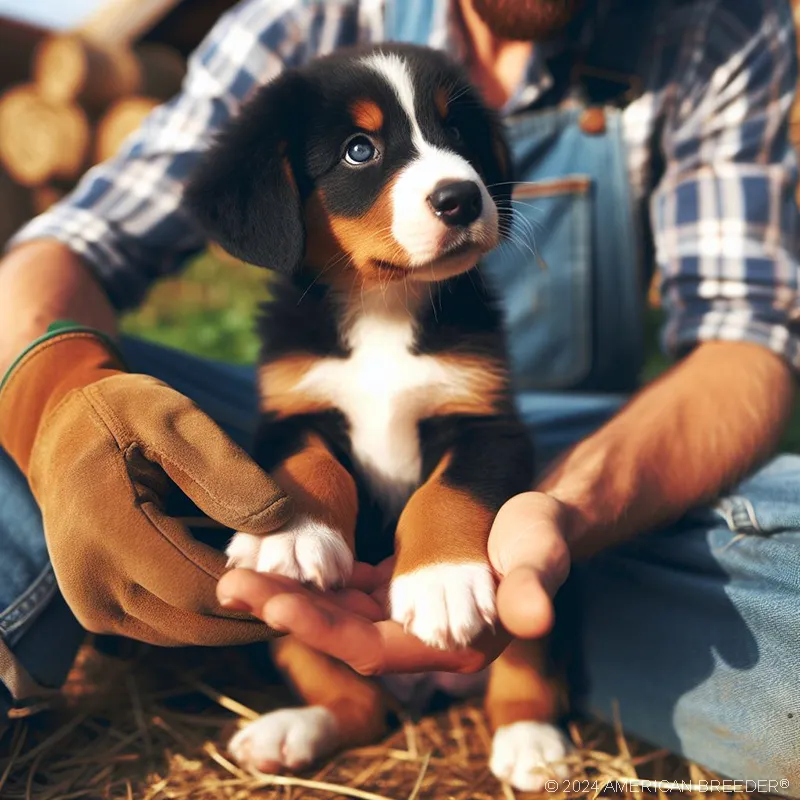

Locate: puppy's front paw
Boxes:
[389,562,496,649]
[490,721,573,792]
[225,517,353,590]
[229,706,339,773]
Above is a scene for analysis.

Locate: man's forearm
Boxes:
[0,241,117,374]
[539,341,796,559]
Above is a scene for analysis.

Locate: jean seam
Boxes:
[713,495,762,534]
[0,565,57,641]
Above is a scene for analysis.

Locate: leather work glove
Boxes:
[0,323,293,646]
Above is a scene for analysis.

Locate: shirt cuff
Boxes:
[663,309,800,373]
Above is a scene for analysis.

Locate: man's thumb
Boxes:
[489,492,571,638]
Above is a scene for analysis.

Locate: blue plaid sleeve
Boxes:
[8,0,362,310]
[652,0,800,370]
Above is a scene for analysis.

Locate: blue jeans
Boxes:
[1,338,798,785]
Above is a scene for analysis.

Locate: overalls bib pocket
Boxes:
[486,174,594,391]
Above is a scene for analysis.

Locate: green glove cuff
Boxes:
[0,321,128,392]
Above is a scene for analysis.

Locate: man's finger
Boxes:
[488,492,571,639]
[265,592,490,675]
[260,591,388,673]
[488,492,570,582]
[218,568,383,619]
[347,562,384,593]
[496,566,554,639]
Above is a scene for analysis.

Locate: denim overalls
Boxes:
[1,0,799,783]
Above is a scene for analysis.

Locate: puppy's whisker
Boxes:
[503,226,537,256]
[508,199,545,215]
[486,180,548,189]
[296,252,352,305]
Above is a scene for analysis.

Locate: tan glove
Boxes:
[0,324,293,646]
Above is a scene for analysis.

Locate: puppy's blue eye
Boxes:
[344,136,377,165]
[446,125,461,143]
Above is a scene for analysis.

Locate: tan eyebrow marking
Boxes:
[350,99,384,131]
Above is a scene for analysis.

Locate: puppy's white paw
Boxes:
[225,517,353,590]
[490,721,573,792]
[389,562,496,649]
[229,706,339,773]
[225,531,263,568]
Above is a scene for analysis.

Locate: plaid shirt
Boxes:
[10,0,800,369]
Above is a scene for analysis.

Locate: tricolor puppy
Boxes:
[187,44,572,791]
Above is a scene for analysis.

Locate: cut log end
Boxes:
[0,85,90,187]
[33,34,140,110]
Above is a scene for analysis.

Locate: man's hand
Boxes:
[217,492,571,675]
[0,326,293,646]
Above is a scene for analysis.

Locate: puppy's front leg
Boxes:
[227,430,357,589]
[390,416,534,649]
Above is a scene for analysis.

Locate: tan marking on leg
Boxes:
[393,452,494,574]
[350,99,384,132]
[272,637,392,747]
[272,433,358,551]
[485,638,564,730]
[258,356,333,419]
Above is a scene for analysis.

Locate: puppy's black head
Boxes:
[186,44,513,285]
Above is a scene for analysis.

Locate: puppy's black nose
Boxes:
[427,180,483,227]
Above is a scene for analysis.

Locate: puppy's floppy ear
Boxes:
[185,73,307,273]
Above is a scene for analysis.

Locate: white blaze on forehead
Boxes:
[361,52,497,266]
[362,52,427,151]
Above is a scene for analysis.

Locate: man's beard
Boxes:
[471,0,585,40]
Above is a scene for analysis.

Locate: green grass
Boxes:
[121,251,270,365]
[122,252,800,451]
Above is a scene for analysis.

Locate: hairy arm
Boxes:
[540,340,795,558]
[0,242,117,374]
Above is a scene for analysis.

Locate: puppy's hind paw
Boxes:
[229,706,340,773]
[490,721,573,792]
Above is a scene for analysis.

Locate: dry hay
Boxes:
[0,640,759,800]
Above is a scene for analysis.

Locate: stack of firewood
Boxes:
[0,0,186,237]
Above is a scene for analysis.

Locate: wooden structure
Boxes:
[0,0,238,244]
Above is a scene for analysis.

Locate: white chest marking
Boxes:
[296,303,463,511]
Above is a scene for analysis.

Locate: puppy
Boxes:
[187,44,572,791]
